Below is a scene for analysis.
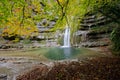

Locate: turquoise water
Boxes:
[44,47,82,60]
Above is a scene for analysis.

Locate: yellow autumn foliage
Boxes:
[2,16,38,38]
[58,0,65,5]
[32,0,42,13]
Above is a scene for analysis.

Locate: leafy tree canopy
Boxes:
[0,0,120,39]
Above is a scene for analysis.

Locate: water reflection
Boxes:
[44,47,80,60]
[63,48,71,59]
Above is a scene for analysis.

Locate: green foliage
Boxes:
[91,22,116,33]
[13,37,20,43]
[0,0,39,38]
[86,0,120,53]
[0,0,120,52]
[111,26,120,52]
[57,37,63,45]
[0,0,89,40]
[22,39,32,44]
[55,0,89,31]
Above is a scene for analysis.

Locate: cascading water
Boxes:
[63,25,71,47]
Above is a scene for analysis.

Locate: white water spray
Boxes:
[63,25,71,47]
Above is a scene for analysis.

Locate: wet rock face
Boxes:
[0,74,7,80]
[0,44,10,49]
[74,15,111,48]
[0,44,24,49]
[1,18,59,47]
[34,18,61,47]
[37,19,56,33]
[0,57,45,80]
[36,19,57,41]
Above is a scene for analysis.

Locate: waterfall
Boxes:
[62,25,71,47]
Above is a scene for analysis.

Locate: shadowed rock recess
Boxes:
[75,14,112,47]
[17,57,120,80]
